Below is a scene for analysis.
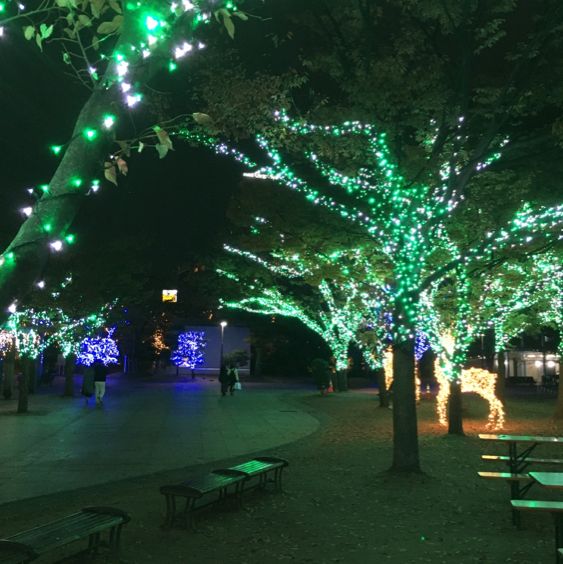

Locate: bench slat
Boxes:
[478,471,530,481]
[512,500,563,513]
[482,455,563,465]
[2,507,129,557]
[16,516,121,553]
[161,472,246,498]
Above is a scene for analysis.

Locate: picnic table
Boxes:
[479,434,563,473]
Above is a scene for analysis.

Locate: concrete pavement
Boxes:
[0,373,319,504]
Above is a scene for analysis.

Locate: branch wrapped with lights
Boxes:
[180,113,563,351]
[0,0,245,310]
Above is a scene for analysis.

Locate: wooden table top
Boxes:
[530,472,563,489]
[479,434,563,444]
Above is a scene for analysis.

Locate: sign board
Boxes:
[162,289,178,303]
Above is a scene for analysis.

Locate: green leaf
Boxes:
[78,14,92,27]
[91,0,106,19]
[104,162,117,186]
[23,26,35,41]
[223,14,235,39]
[156,144,169,159]
[232,11,249,21]
[192,112,214,126]
[109,0,122,14]
[35,34,43,51]
[40,23,54,39]
[97,15,123,35]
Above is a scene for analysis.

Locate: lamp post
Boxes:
[219,321,227,372]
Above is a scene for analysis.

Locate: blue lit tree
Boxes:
[171,331,207,376]
[77,328,120,367]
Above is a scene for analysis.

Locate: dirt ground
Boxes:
[1,387,563,563]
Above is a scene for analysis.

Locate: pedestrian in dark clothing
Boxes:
[219,364,238,396]
[93,361,107,406]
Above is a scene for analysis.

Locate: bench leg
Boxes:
[183,497,196,530]
[510,482,522,528]
[554,513,563,562]
[162,494,177,528]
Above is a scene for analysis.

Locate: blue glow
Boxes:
[171,331,207,368]
[77,330,119,366]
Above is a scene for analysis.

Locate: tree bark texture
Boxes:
[554,374,563,420]
[448,380,464,435]
[496,350,506,401]
[64,355,76,397]
[336,369,348,391]
[17,358,34,413]
[2,350,15,399]
[0,9,154,311]
[377,367,390,407]
[391,338,421,472]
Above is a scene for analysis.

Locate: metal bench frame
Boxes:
[160,470,247,529]
[0,506,130,564]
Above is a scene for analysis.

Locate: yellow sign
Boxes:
[162,289,178,303]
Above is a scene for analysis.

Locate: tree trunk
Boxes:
[554,371,563,419]
[17,358,34,413]
[63,355,76,397]
[376,367,390,407]
[496,350,506,401]
[0,10,144,312]
[448,380,464,435]
[252,345,263,378]
[337,369,348,391]
[2,349,15,400]
[391,339,420,472]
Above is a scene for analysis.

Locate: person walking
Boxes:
[219,363,238,396]
[228,364,239,395]
[93,360,107,406]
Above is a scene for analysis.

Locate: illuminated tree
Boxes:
[77,328,120,366]
[1,301,113,408]
[218,240,389,380]
[419,251,562,433]
[171,330,207,374]
[181,112,562,470]
[0,0,247,311]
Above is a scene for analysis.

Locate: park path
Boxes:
[0,374,319,504]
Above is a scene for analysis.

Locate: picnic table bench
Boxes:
[160,456,289,529]
[512,500,563,563]
[0,506,130,564]
[479,434,563,526]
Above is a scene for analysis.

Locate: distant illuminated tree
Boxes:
[171,331,207,373]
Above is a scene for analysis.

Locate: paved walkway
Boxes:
[0,374,319,504]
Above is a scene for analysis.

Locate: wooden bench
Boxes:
[479,471,534,525]
[482,455,563,468]
[160,469,247,529]
[0,506,130,564]
[214,456,288,491]
[512,500,563,562]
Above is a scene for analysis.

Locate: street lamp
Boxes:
[219,321,228,372]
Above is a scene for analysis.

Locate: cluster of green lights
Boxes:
[1,303,113,359]
[181,111,563,348]
[219,242,388,371]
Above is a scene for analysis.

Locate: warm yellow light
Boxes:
[435,360,505,430]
